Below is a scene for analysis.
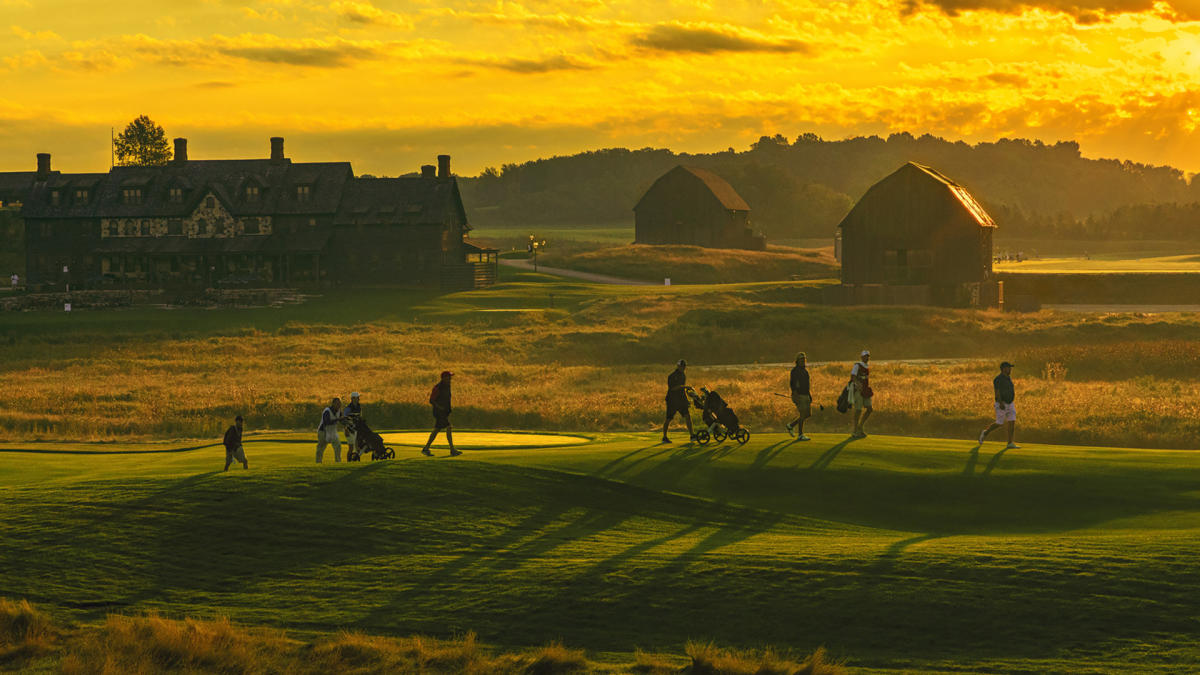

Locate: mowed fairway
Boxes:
[3,432,1200,672]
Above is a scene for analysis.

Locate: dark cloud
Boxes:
[904,0,1200,22]
[631,23,811,54]
[457,53,596,73]
[985,72,1029,87]
[217,42,385,67]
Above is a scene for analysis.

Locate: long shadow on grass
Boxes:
[362,443,747,628]
[810,437,856,471]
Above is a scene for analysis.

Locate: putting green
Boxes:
[379,431,589,449]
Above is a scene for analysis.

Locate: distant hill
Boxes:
[458,133,1200,241]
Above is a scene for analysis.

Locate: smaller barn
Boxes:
[836,162,999,307]
[634,165,765,250]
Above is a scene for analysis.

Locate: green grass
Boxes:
[997,253,1200,274]
[3,432,1200,672]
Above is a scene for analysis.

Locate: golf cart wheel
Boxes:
[736,429,750,445]
[713,428,727,443]
[695,430,710,445]
[386,448,395,459]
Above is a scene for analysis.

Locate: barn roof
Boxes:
[635,165,750,212]
[837,162,996,233]
[904,162,995,228]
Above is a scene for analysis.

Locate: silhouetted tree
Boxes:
[114,115,171,167]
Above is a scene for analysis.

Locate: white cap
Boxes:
[350,392,360,398]
[861,350,870,357]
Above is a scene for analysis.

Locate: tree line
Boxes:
[457,132,1200,241]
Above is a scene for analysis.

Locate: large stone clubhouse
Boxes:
[0,137,497,290]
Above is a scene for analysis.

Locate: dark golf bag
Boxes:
[345,415,396,461]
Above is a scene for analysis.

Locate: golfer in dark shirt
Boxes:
[223,415,247,471]
[786,353,812,441]
[422,371,462,457]
[662,359,695,443]
[979,362,1020,449]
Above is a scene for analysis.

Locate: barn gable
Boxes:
[837,161,997,302]
[633,165,763,250]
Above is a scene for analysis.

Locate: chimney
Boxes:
[270,137,285,162]
[173,138,188,164]
[437,154,450,179]
[36,153,50,179]
[421,164,436,179]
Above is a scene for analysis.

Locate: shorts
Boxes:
[665,398,690,419]
[225,445,246,464]
[851,386,872,410]
[791,393,812,418]
[994,401,1016,424]
[433,409,451,430]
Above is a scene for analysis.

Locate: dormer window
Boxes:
[122,188,142,205]
[296,185,311,202]
[75,188,89,203]
[205,195,215,209]
[245,185,260,202]
[49,190,60,206]
[169,188,184,203]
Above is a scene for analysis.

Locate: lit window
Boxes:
[49,191,60,206]
[308,218,316,227]
[245,185,260,201]
[122,188,142,205]
[296,185,310,202]
[75,189,88,203]
[169,188,183,203]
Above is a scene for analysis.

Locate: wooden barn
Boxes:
[836,162,999,307]
[634,165,765,250]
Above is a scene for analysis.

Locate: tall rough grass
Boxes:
[4,287,1200,447]
[2,598,843,674]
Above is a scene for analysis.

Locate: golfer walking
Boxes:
[223,414,248,471]
[422,371,461,457]
[343,392,362,451]
[662,359,695,443]
[316,397,344,463]
[850,350,873,438]
[979,362,1020,449]
[785,353,812,441]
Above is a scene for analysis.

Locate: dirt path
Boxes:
[500,259,655,285]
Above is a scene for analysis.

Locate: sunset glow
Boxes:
[3,0,1200,174]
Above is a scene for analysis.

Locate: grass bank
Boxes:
[538,244,838,284]
[3,433,1200,672]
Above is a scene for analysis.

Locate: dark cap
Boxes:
[677,359,687,367]
[235,415,244,422]
[1000,361,1014,369]
[441,370,453,378]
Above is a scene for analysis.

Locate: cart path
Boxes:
[500,258,655,285]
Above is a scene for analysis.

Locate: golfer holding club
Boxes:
[785,353,813,441]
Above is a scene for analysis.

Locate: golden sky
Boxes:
[2,0,1200,176]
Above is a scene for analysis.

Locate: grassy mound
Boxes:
[538,244,838,284]
[3,433,1200,672]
